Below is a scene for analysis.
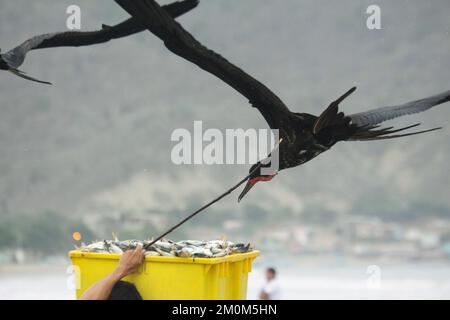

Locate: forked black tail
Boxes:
[313,87,442,143]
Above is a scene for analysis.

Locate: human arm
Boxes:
[79,245,145,300]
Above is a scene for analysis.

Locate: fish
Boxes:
[230,243,253,253]
[78,238,253,258]
[113,241,130,251]
[210,246,231,255]
[177,240,206,247]
[108,244,123,254]
[192,248,213,258]
[175,247,195,258]
[80,241,105,253]
[212,250,230,258]
[175,246,213,258]
[153,240,173,253]
[145,250,161,257]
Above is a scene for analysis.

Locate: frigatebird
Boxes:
[116,0,449,202]
[0,0,199,84]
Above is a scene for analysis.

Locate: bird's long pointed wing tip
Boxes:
[347,86,357,96]
[333,86,357,105]
[9,69,52,85]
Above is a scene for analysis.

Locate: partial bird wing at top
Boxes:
[1,0,199,69]
[114,0,293,132]
[350,90,450,127]
[32,0,200,50]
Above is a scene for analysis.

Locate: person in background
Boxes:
[80,245,145,300]
[259,267,282,300]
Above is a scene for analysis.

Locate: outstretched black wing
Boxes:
[33,0,200,50]
[115,0,293,132]
[1,0,199,69]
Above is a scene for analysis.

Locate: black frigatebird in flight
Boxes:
[0,0,199,84]
[116,0,449,202]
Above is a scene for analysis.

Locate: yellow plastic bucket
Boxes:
[69,250,259,300]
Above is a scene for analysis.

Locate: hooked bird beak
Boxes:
[238,178,257,203]
[238,175,276,202]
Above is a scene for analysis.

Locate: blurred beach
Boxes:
[1,256,450,300]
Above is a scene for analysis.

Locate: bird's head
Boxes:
[238,162,277,202]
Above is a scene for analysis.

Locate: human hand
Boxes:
[114,245,145,279]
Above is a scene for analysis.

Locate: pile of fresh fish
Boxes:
[78,238,253,258]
